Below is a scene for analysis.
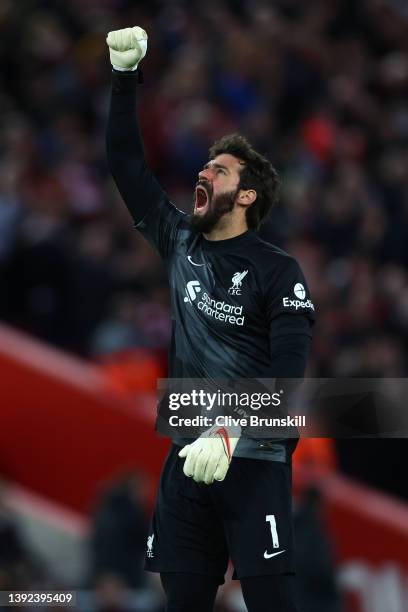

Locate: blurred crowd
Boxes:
[1,0,408,378]
[0,475,341,612]
[0,2,407,606]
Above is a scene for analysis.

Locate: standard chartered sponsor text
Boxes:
[198,292,245,325]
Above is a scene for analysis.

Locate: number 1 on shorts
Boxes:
[266,514,279,548]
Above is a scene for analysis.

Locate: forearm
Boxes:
[270,335,311,378]
[269,315,312,406]
[106,70,165,223]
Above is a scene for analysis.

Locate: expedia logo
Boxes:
[283,283,315,311]
[294,283,306,299]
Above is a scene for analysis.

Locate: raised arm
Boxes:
[106,27,166,225]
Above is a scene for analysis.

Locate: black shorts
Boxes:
[145,444,295,583]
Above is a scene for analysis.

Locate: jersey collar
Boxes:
[201,230,256,252]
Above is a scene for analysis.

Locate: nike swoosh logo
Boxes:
[264,549,286,559]
[187,256,206,267]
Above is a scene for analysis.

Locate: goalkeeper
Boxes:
[106,27,314,612]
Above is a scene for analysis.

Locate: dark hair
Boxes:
[209,134,280,230]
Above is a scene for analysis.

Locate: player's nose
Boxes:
[198,167,212,181]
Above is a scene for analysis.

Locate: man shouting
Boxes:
[106,26,314,612]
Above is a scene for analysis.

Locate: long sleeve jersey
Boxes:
[107,70,315,463]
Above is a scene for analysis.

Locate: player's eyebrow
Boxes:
[203,162,230,173]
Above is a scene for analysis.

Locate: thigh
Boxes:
[240,574,300,612]
[145,444,228,581]
[212,458,295,579]
[161,572,219,612]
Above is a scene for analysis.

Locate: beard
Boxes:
[190,187,238,234]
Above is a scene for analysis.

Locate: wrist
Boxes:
[208,423,241,461]
[207,423,241,438]
[112,63,139,72]
[111,68,143,94]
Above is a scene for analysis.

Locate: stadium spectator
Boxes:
[90,472,149,590]
[293,488,342,612]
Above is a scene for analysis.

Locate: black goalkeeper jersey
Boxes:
[137,199,314,379]
[107,70,315,462]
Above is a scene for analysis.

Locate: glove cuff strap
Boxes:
[214,426,232,461]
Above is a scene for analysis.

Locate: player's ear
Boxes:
[237,189,257,207]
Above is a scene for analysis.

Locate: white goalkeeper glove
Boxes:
[106,26,147,72]
[178,424,241,485]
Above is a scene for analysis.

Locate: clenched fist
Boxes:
[106,26,147,71]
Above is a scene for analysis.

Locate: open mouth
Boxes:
[194,185,210,215]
